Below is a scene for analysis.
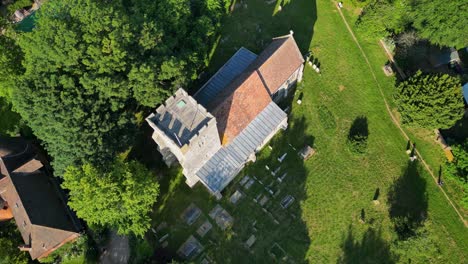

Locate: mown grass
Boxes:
[141,0,467,263]
[340,4,468,219]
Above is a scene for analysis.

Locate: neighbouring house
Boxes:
[0,137,82,260]
[147,33,304,198]
[429,47,460,67]
[463,83,468,105]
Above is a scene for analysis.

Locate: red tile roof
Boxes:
[253,35,304,94]
[210,71,272,145]
[205,34,303,145]
[0,137,81,260]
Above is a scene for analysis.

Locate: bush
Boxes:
[39,235,91,264]
[394,71,464,129]
[129,236,153,264]
[444,140,468,209]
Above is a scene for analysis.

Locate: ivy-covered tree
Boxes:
[12,0,226,174]
[62,159,160,237]
[394,72,464,129]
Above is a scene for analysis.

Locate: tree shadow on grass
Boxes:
[338,225,397,264]
[197,0,317,86]
[387,161,428,240]
[347,116,369,154]
[217,114,313,263]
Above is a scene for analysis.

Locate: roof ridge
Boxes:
[272,33,293,40]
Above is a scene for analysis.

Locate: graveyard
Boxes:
[140,0,467,263]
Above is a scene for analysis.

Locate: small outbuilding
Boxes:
[429,48,460,67]
[462,83,468,105]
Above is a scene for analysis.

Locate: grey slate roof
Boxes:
[194,47,258,107]
[148,89,214,146]
[196,102,287,193]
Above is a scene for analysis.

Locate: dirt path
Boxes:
[100,231,130,264]
[378,39,406,79]
[334,2,467,227]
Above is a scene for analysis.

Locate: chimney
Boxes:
[18,245,32,252]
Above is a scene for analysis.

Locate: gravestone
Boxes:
[196,221,213,238]
[181,203,202,226]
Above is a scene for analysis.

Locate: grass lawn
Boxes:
[137,0,467,263]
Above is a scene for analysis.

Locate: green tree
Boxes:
[356,0,410,39]
[357,0,467,48]
[394,71,464,129]
[0,222,29,264]
[62,159,160,237]
[412,0,468,48]
[444,140,468,209]
[0,35,24,99]
[392,226,442,263]
[11,0,226,175]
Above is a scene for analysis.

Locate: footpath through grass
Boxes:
[141,0,467,263]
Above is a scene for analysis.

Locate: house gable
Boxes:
[252,35,304,94]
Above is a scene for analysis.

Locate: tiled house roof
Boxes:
[205,34,303,145]
[0,137,81,260]
[194,47,258,107]
[251,35,304,94]
[210,71,272,145]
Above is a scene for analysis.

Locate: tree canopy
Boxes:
[62,159,160,237]
[357,0,467,48]
[411,0,468,48]
[394,71,464,129]
[0,35,24,99]
[11,0,226,174]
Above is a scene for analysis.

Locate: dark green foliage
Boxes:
[38,235,96,264]
[0,222,29,264]
[0,98,22,136]
[357,0,467,48]
[62,159,160,237]
[0,35,24,99]
[394,72,464,129]
[12,0,226,174]
[356,0,409,39]
[411,0,468,49]
[347,116,369,154]
[444,140,468,209]
[129,235,153,264]
[392,226,442,263]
